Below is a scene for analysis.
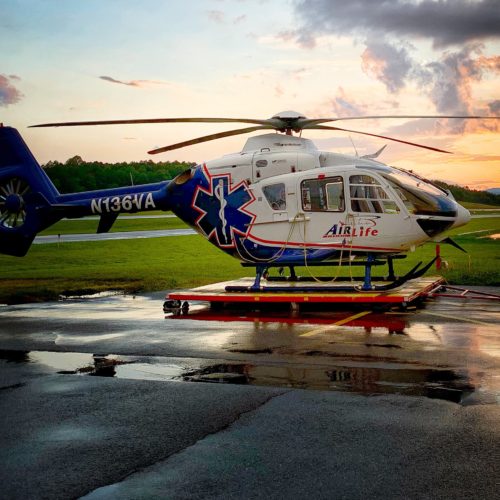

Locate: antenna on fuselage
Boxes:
[348,136,359,157]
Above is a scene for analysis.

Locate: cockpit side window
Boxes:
[349,174,400,214]
[301,176,344,212]
[263,183,286,210]
[382,170,457,217]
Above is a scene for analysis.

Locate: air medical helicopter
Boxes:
[0,111,497,291]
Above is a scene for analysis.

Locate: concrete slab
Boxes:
[0,375,282,500]
[84,391,500,500]
[0,287,499,499]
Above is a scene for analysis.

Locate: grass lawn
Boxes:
[0,216,498,303]
[40,213,188,235]
[461,201,500,210]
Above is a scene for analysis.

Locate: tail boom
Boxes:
[0,125,171,256]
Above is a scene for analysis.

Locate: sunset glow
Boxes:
[1,0,499,189]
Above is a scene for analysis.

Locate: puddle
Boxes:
[227,348,274,355]
[0,349,30,363]
[180,362,475,403]
[170,309,408,334]
[1,349,480,405]
[59,291,124,301]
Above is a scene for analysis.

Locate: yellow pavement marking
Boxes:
[300,310,372,337]
[424,311,496,326]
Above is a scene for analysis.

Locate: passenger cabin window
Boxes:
[349,174,400,214]
[301,176,344,212]
[263,183,286,210]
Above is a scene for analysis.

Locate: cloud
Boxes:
[417,44,500,133]
[233,14,246,25]
[289,1,500,133]
[421,44,500,114]
[292,0,500,48]
[274,84,284,97]
[489,100,500,114]
[277,29,316,49]
[361,39,414,93]
[206,10,225,24]
[0,74,23,107]
[312,87,401,119]
[99,76,169,88]
[359,40,500,132]
[327,87,365,117]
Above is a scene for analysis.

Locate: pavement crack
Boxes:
[80,390,289,499]
[0,382,26,392]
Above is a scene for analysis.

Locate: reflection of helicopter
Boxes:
[168,307,408,335]
[1,111,497,291]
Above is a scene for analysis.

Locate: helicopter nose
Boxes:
[451,203,471,229]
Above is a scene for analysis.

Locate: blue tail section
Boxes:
[0,126,173,256]
[0,126,61,256]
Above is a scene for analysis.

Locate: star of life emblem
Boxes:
[192,166,256,248]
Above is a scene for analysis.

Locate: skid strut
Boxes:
[228,256,437,293]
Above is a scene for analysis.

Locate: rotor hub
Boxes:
[270,110,307,121]
[5,193,23,212]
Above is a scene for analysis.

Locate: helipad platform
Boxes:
[168,276,445,306]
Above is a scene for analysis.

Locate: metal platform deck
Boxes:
[167,276,445,306]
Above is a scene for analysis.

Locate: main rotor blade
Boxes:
[300,115,500,128]
[310,125,452,154]
[30,117,275,128]
[148,125,273,155]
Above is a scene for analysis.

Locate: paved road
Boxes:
[0,289,499,499]
[34,228,196,244]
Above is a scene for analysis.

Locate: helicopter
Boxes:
[0,111,498,292]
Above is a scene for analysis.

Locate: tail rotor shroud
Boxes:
[0,177,31,229]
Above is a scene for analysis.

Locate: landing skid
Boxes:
[227,256,438,293]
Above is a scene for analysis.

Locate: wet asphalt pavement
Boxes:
[0,288,499,499]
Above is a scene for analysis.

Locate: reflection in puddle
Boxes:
[0,349,30,363]
[170,308,408,335]
[182,363,473,404]
[1,349,478,405]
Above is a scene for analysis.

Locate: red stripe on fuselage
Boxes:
[246,233,401,253]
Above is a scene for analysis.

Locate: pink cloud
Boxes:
[0,74,23,107]
[99,76,169,88]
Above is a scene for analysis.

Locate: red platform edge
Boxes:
[168,277,445,305]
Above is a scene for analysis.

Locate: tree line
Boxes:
[433,180,500,206]
[43,156,500,206]
[42,156,194,193]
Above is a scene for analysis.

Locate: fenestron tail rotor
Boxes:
[31,111,500,155]
[0,178,30,229]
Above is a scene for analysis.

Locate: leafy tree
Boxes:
[433,180,500,206]
[43,158,195,193]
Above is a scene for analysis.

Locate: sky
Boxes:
[1,0,499,189]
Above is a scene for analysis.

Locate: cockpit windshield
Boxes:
[382,168,456,217]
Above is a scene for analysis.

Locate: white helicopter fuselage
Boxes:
[190,133,469,261]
